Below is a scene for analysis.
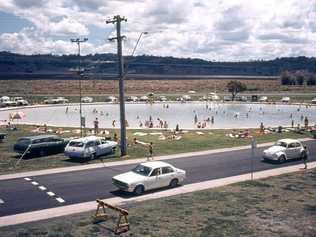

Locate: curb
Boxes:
[0,161,315,228]
[0,137,313,181]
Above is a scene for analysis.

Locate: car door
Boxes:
[93,140,103,156]
[286,143,297,159]
[85,141,96,156]
[293,142,302,158]
[160,166,176,187]
[146,168,162,190]
[100,139,111,155]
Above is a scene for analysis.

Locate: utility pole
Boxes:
[70,38,88,137]
[106,15,127,156]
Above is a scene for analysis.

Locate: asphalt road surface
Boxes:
[0,140,315,217]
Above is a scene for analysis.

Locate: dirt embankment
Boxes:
[0,79,284,96]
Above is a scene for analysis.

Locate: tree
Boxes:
[295,71,305,85]
[226,80,247,101]
[280,70,291,85]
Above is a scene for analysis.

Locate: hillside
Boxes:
[0,52,316,79]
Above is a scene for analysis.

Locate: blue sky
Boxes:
[0,0,315,61]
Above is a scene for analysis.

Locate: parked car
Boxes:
[259,96,268,102]
[105,96,117,103]
[182,95,192,101]
[208,92,220,101]
[281,97,290,103]
[64,136,117,159]
[311,126,316,138]
[126,96,138,102]
[44,97,69,104]
[55,97,69,104]
[158,95,167,102]
[81,96,93,103]
[112,161,186,195]
[139,95,149,102]
[13,97,29,106]
[262,139,307,163]
[14,135,69,157]
[311,98,316,104]
[223,95,232,101]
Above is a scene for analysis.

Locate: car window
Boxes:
[85,141,95,148]
[288,143,296,148]
[150,168,161,176]
[276,141,287,147]
[101,139,107,144]
[295,143,301,148]
[18,138,31,145]
[162,166,174,174]
[42,138,53,142]
[95,140,101,146]
[132,164,152,176]
[32,139,43,144]
[69,141,84,147]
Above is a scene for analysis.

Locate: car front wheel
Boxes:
[278,155,286,163]
[133,185,144,195]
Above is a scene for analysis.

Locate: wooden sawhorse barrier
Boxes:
[93,199,130,234]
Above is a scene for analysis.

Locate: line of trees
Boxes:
[281,70,316,85]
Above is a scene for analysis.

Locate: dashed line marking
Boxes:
[0,199,4,204]
[38,186,47,191]
[56,197,65,203]
[24,178,65,204]
[47,192,55,197]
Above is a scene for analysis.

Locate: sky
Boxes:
[0,0,315,61]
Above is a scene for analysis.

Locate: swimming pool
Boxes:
[0,102,315,129]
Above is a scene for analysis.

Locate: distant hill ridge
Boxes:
[0,51,315,78]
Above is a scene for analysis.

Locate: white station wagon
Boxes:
[112,161,186,195]
[64,136,117,159]
[262,139,307,163]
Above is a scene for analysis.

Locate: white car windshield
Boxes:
[275,141,287,147]
[132,164,152,176]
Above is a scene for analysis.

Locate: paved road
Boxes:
[0,140,315,217]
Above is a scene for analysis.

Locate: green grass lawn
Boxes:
[0,124,313,175]
[1,168,315,236]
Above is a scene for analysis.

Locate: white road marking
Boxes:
[38,186,47,191]
[47,192,55,197]
[56,198,65,203]
[31,181,39,186]
[0,199,4,204]
[24,178,31,181]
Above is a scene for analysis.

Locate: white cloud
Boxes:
[0,0,316,61]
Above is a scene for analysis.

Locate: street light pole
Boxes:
[70,38,88,137]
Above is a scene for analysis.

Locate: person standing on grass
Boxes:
[304,117,309,129]
[148,142,153,161]
[94,117,99,135]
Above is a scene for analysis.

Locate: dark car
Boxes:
[311,126,316,139]
[14,135,69,157]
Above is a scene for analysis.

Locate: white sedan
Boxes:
[64,136,117,159]
[262,139,307,163]
[112,161,186,195]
